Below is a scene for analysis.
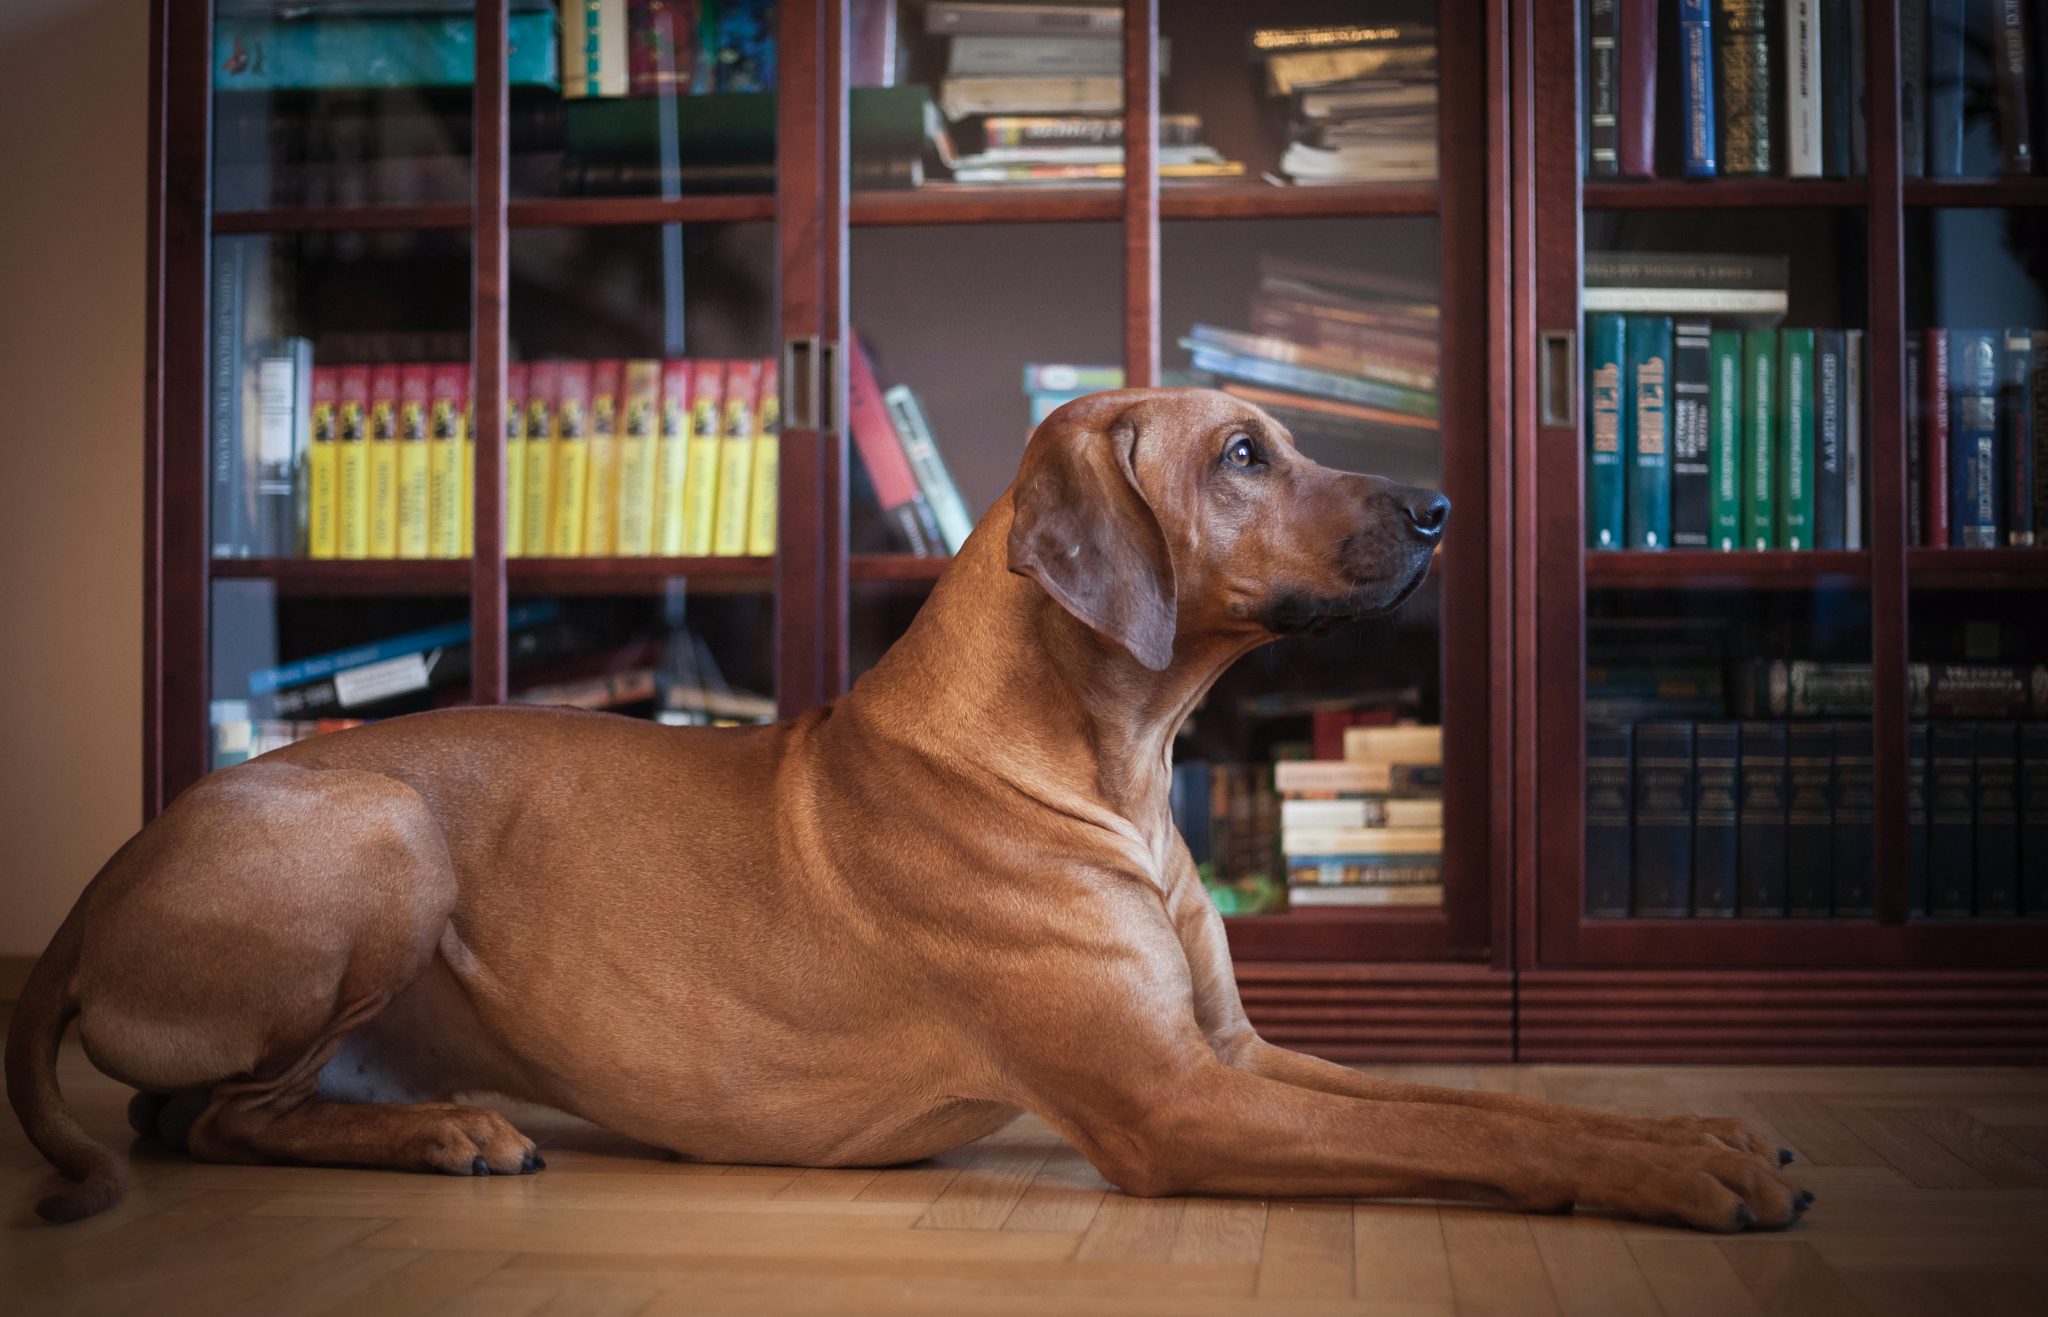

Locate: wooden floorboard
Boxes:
[3,1034,2045,1315]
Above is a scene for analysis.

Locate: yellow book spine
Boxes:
[582,367,621,556]
[307,377,338,559]
[712,372,758,557]
[653,364,689,556]
[746,368,780,557]
[396,369,430,559]
[523,422,555,557]
[614,360,661,556]
[682,386,722,557]
[337,441,368,558]
[460,405,474,557]
[368,444,398,557]
[550,370,591,557]
[427,438,462,558]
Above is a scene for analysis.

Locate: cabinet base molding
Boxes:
[1518,969,2048,1064]
[1236,962,1515,1062]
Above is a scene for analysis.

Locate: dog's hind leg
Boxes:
[70,760,534,1179]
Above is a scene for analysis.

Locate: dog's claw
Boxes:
[1735,1202,1756,1231]
[471,1156,490,1177]
[1797,1189,1815,1208]
[520,1150,541,1174]
[1777,1147,1796,1166]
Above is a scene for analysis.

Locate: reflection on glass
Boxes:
[505,593,776,727]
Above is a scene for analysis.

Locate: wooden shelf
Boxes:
[210,558,472,595]
[1160,181,1437,220]
[1903,178,2048,208]
[213,203,471,234]
[1583,178,1867,210]
[210,557,778,596]
[1907,547,2048,589]
[1584,549,1871,590]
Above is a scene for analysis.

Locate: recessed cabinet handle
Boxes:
[782,337,820,430]
[1540,330,1579,430]
[818,340,841,434]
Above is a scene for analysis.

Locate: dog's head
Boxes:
[1007,388,1447,671]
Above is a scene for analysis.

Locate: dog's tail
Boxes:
[5,909,125,1223]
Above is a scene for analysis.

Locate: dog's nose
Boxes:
[1401,490,1451,543]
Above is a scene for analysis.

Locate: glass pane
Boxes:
[214,0,487,211]
[523,1,782,198]
[505,589,777,726]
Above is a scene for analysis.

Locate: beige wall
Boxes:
[0,0,149,959]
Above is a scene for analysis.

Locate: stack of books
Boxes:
[1024,363,1124,426]
[847,341,973,557]
[1179,257,1440,457]
[1252,22,1438,184]
[558,0,777,98]
[1276,725,1445,909]
[1911,329,2048,548]
[929,2,1241,183]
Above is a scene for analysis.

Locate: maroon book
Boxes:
[1923,328,1951,547]
[1616,0,1659,178]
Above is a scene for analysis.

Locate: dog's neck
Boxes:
[839,496,1249,826]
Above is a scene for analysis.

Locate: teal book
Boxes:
[1741,330,1777,548]
[1709,329,1744,549]
[1777,328,1816,548]
[1585,314,1629,549]
[1626,317,1675,550]
[214,11,561,91]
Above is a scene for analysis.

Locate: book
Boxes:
[747,357,780,557]
[1670,319,1713,547]
[1693,721,1740,916]
[1737,720,1788,917]
[561,0,628,99]
[1615,0,1657,177]
[1977,722,2023,916]
[883,385,973,554]
[614,359,661,557]
[1927,0,1966,176]
[1924,328,1951,546]
[713,359,762,557]
[682,360,725,557]
[2034,331,2048,544]
[1281,826,1442,857]
[499,363,525,559]
[1286,884,1443,908]
[1626,316,1673,550]
[1588,0,1619,176]
[1679,0,1717,176]
[1735,659,2048,720]
[938,75,1121,118]
[847,342,938,556]
[1708,329,1744,549]
[655,359,692,556]
[1782,0,1822,177]
[210,236,250,559]
[549,361,592,558]
[1586,313,1628,550]
[582,360,623,556]
[213,9,561,91]
[249,599,560,696]
[926,3,1121,36]
[629,0,707,94]
[1344,725,1443,763]
[1776,329,1815,549]
[336,366,371,560]
[1910,721,1931,915]
[1186,323,1437,391]
[252,338,312,558]
[946,35,1145,78]
[1280,798,1443,830]
[366,365,401,558]
[1813,329,1846,550]
[1262,45,1436,96]
[307,367,340,560]
[395,364,431,559]
[1784,720,1835,917]
[1717,0,1771,174]
[978,114,1202,148]
[1928,721,1976,916]
[1908,338,1926,544]
[521,361,558,558]
[1994,0,2034,173]
[2003,328,2037,545]
[1182,345,1438,418]
[1742,330,1777,548]
[1831,721,1874,917]
[1951,329,2000,547]
[1820,0,1851,176]
[2022,722,2048,915]
[1845,329,1864,549]
[1902,0,1929,175]
[1848,0,1868,173]
[1274,759,1443,796]
[459,366,475,556]
[1585,721,1633,918]
[1631,722,1694,917]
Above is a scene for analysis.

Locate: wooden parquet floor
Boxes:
[4,1036,2047,1316]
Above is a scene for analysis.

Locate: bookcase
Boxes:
[140,2,2046,1063]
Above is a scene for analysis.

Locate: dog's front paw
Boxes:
[1648,1112,1786,1163]
[1607,1145,1812,1233]
[406,1104,544,1177]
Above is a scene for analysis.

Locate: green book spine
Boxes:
[1626,316,1675,550]
[1709,329,1745,549]
[1741,330,1777,548]
[1585,313,1629,549]
[1777,328,1816,548]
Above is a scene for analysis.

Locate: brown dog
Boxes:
[9,388,1808,1230]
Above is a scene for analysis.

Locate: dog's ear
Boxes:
[1007,413,1177,670]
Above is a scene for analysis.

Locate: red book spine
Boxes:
[1924,328,1950,547]
[845,341,923,508]
[1616,0,1660,178]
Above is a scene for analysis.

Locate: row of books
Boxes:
[1278,724,1446,910]
[1587,318,1866,551]
[1172,760,1283,916]
[561,0,777,98]
[214,0,561,93]
[1908,329,2048,548]
[1586,718,2048,920]
[1259,22,1437,184]
[1589,658,2048,726]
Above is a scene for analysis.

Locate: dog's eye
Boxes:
[1224,434,1260,469]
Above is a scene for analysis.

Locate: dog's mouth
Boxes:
[1258,552,1436,637]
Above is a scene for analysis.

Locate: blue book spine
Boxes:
[1587,313,1630,549]
[1832,721,1875,917]
[1909,722,1931,915]
[1692,721,1740,916]
[1626,315,1674,550]
[1928,721,1977,916]
[1926,0,1966,177]
[1182,346,1437,418]
[1737,720,1788,916]
[1680,0,1718,176]
[2004,328,2038,545]
[1976,721,2022,916]
[1950,330,2001,547]
[1631,722,1695,916]
[1814,329,1846,549]
[1820,0,1852,176]
[1585,722,1634,918]
[2021,723,2048,915]
[249,600,559,694]
[1784,721,1836,917]
[212,11,561,92]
